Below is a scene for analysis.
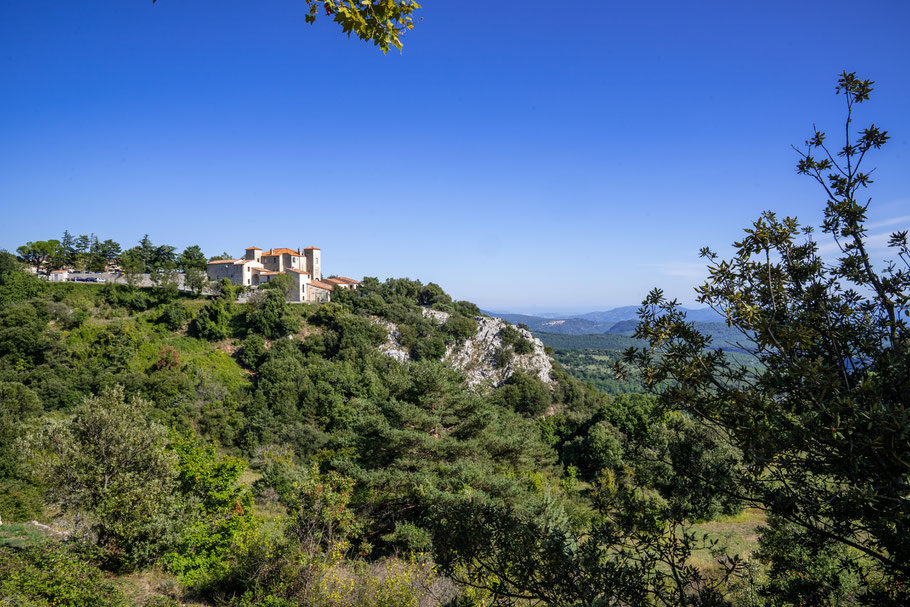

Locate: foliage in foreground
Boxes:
[622,72,910,605]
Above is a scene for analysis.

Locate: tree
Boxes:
[0,252,44,306]
[194,297,234,341]
[178,245,207,271]
[433,469,739,606]
[303,0,420,53]
[16,240,61,274]
[246,289,300,338]
[118,248,146,288]
[23,386,181,569]
[624,72,909,603]
[184,266,208,295]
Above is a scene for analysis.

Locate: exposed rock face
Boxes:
[375,317,410,363]
[378,309,554,388]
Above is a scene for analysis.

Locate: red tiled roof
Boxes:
[286,269,311,275]
[303,246,321,250]
[333,276,360,284]
[208,259,239,265]
[258,271,281,276]
[50,270,67,274]
[245,246,261,250]
[262,247,300,257]
[308,280,334,291]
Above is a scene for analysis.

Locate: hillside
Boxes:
[0,258,767,606]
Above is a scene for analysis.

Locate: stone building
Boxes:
[206,245,357,303]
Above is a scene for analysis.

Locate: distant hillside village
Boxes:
[15,234,360,304]
[206,246,360,303]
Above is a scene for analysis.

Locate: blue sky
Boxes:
[2,1,909,313]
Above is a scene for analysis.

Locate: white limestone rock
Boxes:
[378,308,554,388]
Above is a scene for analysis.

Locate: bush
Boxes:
[160,302,187,331]
[246,290,300,339]
[493,346,513,369]
[195,298,233,341]
[239,334,267,369]
[0,542,128,606]
[417,283,452,307]
[23,386,181,570]
[499,324,521,345]
[512,336,534,355]
[411,336,446,361]
[442,315,477,343]
[496,371,551,416]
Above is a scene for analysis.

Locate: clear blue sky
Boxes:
[2,1,909,313]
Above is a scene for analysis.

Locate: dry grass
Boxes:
[689,508,765,569]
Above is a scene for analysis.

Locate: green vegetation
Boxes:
[0,72,906,607]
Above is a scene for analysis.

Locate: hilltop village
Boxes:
[206,246,360,303]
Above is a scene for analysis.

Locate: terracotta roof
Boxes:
[50,270,67,274]
[286,269,311,275]
[234,259,260,265]
[208,259,239,265]
[245,246,261,250]
[308,280,334,291]
[262,247,300,257]
[332,276,360,284]
[258,271,281,276]
[303,246,321,250]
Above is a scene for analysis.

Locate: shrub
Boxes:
[411,336,446,361]
[496,371,551,416]
[246,290,300,339]
[160,302,187,331]
[22,386,181,570]
[0,542,128,606]
[195,298,233,341]
[493,346,513,369]
[512,336,534,355]
[441,314,477,343]
[239,334,267,369]
[155,346,181,370]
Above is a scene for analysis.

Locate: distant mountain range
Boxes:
[482,306,749,353]
[482,306,722,335]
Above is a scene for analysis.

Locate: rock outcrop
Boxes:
[378,309,554,388]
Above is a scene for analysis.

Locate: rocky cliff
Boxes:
[377,309,554,388]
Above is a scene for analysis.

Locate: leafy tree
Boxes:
[432,469,739,606]
[16,240,61,274]
[159,302,188,331]
[298,0,421,53]
[239,334,267,369]
[417,282,452,307]
[624,72,910,601]
[194,297,234,341]
[97,238,122,264]
[118,248,146,288]
[178,245,207,271]
[183,266,208,295]
[23,386,181,569]
[163,433,255,588]
[496,370,551,416]
[0,252,44,306]
[246,289,301,338]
